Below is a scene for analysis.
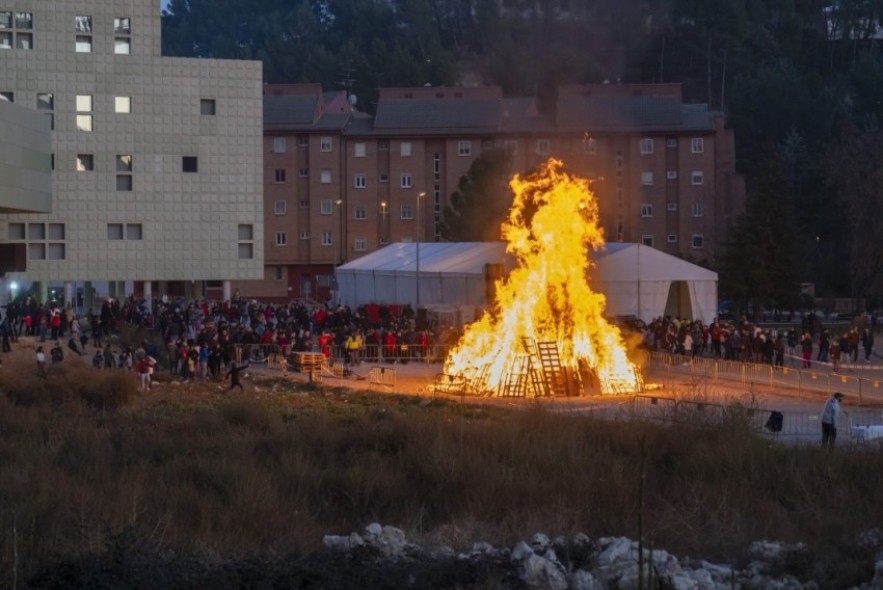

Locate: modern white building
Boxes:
[0,0,263,306]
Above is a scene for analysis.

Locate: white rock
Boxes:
[470,541,496,556]
[596,537,634,567]
[512,541,535,561]
[364,522,383,538]
[569,569,599,590]
[348,532,365,548]
[520,553,568,590]
[531,533,551,552]
[372,525,407,557]
[322,535,349,550]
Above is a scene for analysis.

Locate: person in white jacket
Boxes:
[821,392,844,449]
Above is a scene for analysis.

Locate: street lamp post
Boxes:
[380,201,388,245]
[333,199,343,303]
[416,191,425,309]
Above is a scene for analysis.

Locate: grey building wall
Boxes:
[0,99,52,214]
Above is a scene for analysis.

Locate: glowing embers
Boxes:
[443,159,642,396]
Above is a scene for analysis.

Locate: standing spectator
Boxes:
[821,392,844,449]
[800,332,813,368]
[830,337,842,373]
[35,345,47,377]
[0,314,10,352]
[50,341,64,364]
[862,328,874,362]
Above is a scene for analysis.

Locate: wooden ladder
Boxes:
[502,353,532,397]
[535,341,571,397]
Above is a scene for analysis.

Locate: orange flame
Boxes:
[443,159,640,395]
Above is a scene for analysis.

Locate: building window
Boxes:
[320,199,333,215]
[691,203,704,217]
[666,170,677,180]
[238,224,254,259]
[354,206,367,220]
[114,37,131,54]
[691,234,704,249]
[298,168,308,178]
[114,96,131,113]
[275,232,287,246]
[20,222,67,261]
[182,156,198,173]
[7,223,24,240]
[642,234,654,247]
[641,171,654,186]
[615,153,624,171]
[354,174,366,188]
[75,35,92,53]
[379,174,389,183]
[400,204,413,219]
[274,200,287,215]
[116,155,133,191]
[354,237,367,251]
[5,12,33,49]
[297,135,309,147]
[537,139,550,155]
[37,93,53,110]
[0,92,12,101]
[0,31,9,50]
[319,136,332,152]
[378,139,389,151]
[114,17,131,34]
[691,138,704,154]
[299,231,310,240]
[666,138,677,148]
[320,231,333,246]
[76,94,93,132]
[200,99,216,115]
[353,142,366,157]
[400,173,413,189]
[458,140,471,156]
[126,224,143,240]
[76,154,93,171]
[274,266,283,281]
[116,154,133,171]
[666,203,677,212]
[116,175,133,191]
[273,137,286,153]
[691,171,704,185]
[107,223,141,241]
[400,142,412,157]
[504,140,517,154]
[666,234,678,243]
[319,169,331,184]
[640,138,654,155]
[299,198,309,209]
[641,204,653,218]
[583,137,596,155]
[274,168,286,183]
[75,15,92,32]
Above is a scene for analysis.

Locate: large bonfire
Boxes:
[443,159,640,395]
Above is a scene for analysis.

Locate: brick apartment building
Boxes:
[244,82,744,303]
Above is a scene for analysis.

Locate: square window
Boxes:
[666,203,677,212]
[320,169,332,183]
[691,171,704,185]
[77,115,93,132]
[76,154,93,171]
[114,38,130,54]
[354,174,366,188]
[115,96,131,113]
[238,224,253,240]
[298,168,308,178]
[666,170,677,180]
[400,204,413,219]
[691,234,704,249]
[691,203,704,217]
[0,12,11,28]
[75,35,92,53]
[354,142,366,157]
[583,137,596,154]
[537,139,550,155]
[274,200,287,215]
[28,223,45,240]
[641,204,653,217]
[641,171,654,186]
[299,231,310,240]
[107,224,124,240]
[378,139,389,150]
[76,95,92,112]
[691,138,704,154]
[666,234,678,243]
[0,32,10,49]
[116,155,133,171]
[400,142,412,157]
[126,224,142,240]
[75,16,92,32]
[354,206,367,220]
[116,175,133,191]
[114,17,131,34]
[182,156,198,173]
[354,237,367,251]
[16,13,32,29]
[238,243,254,259]
[8,223,25,240]
[273,137,286,153]
[274,168,286,183]
[297,135,309,147]
[642,234,654,247]
[320,136,333,152]
[28,243,45,260]
[299,198,309,208]
[320,231,333,246]
[640,138,654,155]
[379,174,389,183]
[15,33,32,49]
[37,93,53,110]
[666,138,677,148]
[275,232,287,246]
[458,140,471,156]
[48,223,65,240]
[200,99,216,115]
[320,199,333,215]
[401,173,413,188]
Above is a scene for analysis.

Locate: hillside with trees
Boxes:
[162,0,883,306]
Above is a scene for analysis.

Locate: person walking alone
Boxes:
[821,392,844,449]
[225,359,250,393]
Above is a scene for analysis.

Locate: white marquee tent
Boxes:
[335,242,717,324]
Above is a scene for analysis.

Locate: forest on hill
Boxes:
[161,0,883,309]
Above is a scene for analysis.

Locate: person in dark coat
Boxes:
[226,360,250,393]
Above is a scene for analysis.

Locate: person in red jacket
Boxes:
[383,329,397,363]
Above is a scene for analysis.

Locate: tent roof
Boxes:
[338,242,508,274]
[593,243,717,281]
